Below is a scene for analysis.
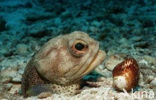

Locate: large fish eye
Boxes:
[70,40,88,57]
[75,42,87,50]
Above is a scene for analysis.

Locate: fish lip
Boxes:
[74,49,106,82]
[83,50,106,74]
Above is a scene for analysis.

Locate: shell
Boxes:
[112,58,139,91]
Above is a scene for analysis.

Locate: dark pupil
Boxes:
[75,43,84,50]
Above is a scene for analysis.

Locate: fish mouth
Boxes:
[75,50,106,81]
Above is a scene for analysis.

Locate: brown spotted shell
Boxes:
[113,58,139,91]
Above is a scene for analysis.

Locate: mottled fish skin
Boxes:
[21,60,49,98]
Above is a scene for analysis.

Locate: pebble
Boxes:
[145,75,154,83]
[119,38,130,48]
[0,68,17,83]
[150,78,156,87]
[95,64,113,78]
[30,41,40,52]
[105,55,124,71]
[0,67,22,83]
[9,84,21,94]
[38,92,52,99]
[95,68,112,78]
[0,47,9,55]
[12,73,22,83]
[6,83,13,90]
[95,64,105,70]
[130,36,142,42]
[91,21,101,27]
[138,73,144,87]
[16,44,28,55]
[143,56,156,65]
[138,59,148,66]
[1,76,12,84]
[90,26,98,32]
